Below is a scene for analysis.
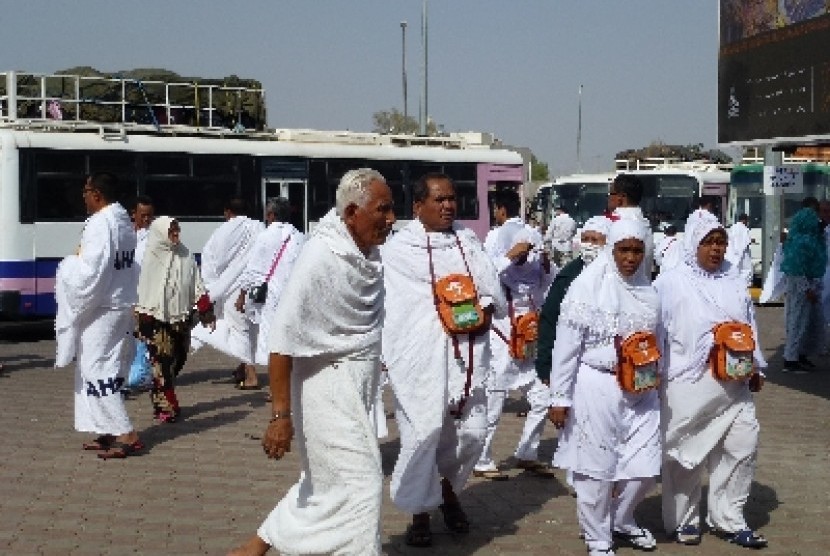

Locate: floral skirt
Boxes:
[137,315,190,419]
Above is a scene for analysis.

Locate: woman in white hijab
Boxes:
[548,219,660,556]
[136,217,215,423]
[653,210,767,549]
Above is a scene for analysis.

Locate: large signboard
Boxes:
[718,2,830,144]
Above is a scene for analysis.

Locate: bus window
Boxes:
[145,179,232,219]
[455,181,478,220]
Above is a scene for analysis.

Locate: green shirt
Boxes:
[535,257,585,382]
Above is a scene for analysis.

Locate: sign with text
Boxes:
[763,165,803,195]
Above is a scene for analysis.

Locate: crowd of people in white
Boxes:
[57,169,783,555]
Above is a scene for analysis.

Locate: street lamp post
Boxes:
[401,21,408,124]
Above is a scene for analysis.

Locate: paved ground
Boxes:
[1,304,828,555]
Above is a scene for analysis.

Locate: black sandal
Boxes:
[82,434,114,451]
[440,501,470,534]
[97,440,144,460]
[405,514,432,547]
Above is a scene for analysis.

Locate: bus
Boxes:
[728,163,830,281]
[0,70,524,318]
[549,173,616,226]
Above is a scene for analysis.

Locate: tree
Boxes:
[372,108,438,135]
[615,141,733,166]
[530,154,550,181]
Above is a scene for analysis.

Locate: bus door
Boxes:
[261,178,308,233]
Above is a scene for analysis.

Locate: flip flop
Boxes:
[236,383,262,391]
[82,434,114,451]
[97,440,144,460]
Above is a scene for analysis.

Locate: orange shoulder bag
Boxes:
[709,321,755,381]
[615,331,660,393]
[493,288,540,361]
[428,235,486,336]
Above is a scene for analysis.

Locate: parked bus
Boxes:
[0,71,524,318]
[728,163,830,281]
[549,173,616,226]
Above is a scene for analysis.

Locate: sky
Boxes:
[0,1,725,177]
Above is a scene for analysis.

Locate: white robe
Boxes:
[238,221,304,365]
[655,235,681,273]
[192,216,263,362]
[258,209,384,554]
[382,219,506,512]
[726,221,753,286]
[55,203,138,435]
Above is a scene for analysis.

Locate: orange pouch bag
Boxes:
[434,274,486,335]
[710,321,755,380]
[616,332,660,393]
[509,311,539,360]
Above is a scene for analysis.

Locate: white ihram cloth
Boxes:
[192,216,263,362]
[238,221,304,365]
[549,219,660,481]
[726,221,753,286]
[136,216,207,324]
[134,227,149,272]
[546,212,578,252]
[382,219,506,513]
[55,203,138,435]
[549,219,660,553]
[655,235,681,273]
[258,209,384,555]
[476,218,555,471]
[759,242,786,304]
[653,210,766,534]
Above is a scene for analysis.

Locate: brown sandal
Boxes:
[82,434,115,451]
[97,440,144,460]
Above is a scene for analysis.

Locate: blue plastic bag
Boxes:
[127,340,153,390]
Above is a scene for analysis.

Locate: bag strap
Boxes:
[264,235,292,282]
[426,231,480,308]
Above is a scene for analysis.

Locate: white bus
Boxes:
[0,71,525,318]
[549,173,616,226]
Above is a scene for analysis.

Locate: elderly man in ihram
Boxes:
[382,173,506,548]
[55,172,143,459]
[192,197,263,389]
[227,168,395,556]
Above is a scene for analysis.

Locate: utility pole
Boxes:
[577,84,583,172]
[420,0,428,135]
[401,21,408,124]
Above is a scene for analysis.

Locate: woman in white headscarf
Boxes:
[548,219,660,556]
[653,210,767,549]
[136,217,215,423]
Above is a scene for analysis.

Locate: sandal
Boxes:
[712,528,768,549]
[82,434,115,451]
[97,440,144,460]
[439,501,470,534]
[405,514,432,547]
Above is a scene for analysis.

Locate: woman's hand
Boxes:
[548,406,570,429]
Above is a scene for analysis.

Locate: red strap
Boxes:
[265,235,292,282]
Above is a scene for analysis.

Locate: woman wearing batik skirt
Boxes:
[548,219,660,556]
[136,216,215,423]
[654,210,768,549]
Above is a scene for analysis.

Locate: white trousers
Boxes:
[74,308,135,436]
[475,378,550,470]
[257,354,382,555]
[574,472,656,552]
[661,407,759,535]
[391,387,487,514]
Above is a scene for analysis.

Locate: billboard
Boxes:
[718,1,830,144]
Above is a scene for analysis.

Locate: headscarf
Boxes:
[681,209,732,275]
[136,216,203,323]
[781,208,827,278]
[558,218,657,346]
[582,215,612,238]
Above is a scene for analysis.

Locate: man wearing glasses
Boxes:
[55,172,143,459]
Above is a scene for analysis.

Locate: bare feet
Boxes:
[227,535,270,556]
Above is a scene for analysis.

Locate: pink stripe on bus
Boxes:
[0,277,37,295]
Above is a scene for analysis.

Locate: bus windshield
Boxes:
[551,182,608,226]
[637,175,699,231]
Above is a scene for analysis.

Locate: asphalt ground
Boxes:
[0,304,828,555]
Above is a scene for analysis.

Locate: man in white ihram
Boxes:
[227,168,395,556]
[382,173,506,547]
[192,197,263,389]
[234,197,304,367]
[55,172,143,459]
[475,188,556,480]
[726,213,753,287]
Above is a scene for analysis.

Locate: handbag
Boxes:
[615,331,661,393]
[127,340,152,390]
[710,321,755,380]
[249,235,292,304]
